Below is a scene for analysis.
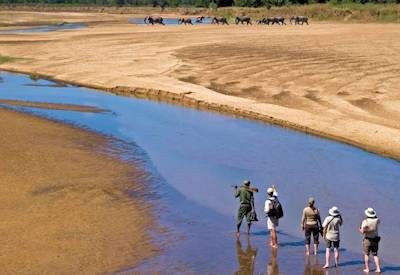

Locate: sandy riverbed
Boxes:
[0,106,156,273]
[1,11,400,159]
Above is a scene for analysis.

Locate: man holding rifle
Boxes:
[234,180,258,237]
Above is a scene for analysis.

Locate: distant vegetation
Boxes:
[1,0,399,8]
[0,55,15,65]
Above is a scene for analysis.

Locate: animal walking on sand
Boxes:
[195,16,205,23]
[290,16,309,25]
[211,17,229,25]
[178,18,193,25]
[235,16,252,25]
[144,16,165,25]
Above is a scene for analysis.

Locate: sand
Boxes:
[0,107,156,273]
[1,11,400,160]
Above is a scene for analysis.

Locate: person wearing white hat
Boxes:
[264,185,282,248]
[359,208,381,273]
[322,206,343,269]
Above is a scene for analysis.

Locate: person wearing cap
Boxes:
[234,180,255,237]
[264,185,279,248]
[359,208,381,273]
[322,206,343,269]
[301,197,322,255]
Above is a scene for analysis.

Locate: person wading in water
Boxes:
[359,208,381,273]
[234,180,258,237]
[301,197,322,255]
[264,185,283,248]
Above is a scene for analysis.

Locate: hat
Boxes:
[308,197,315,204]
[267,187,274,194]
[243,180,251,186]
[329,206,340,217]
[365,208,377,218]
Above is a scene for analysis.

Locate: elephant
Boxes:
[178,18,193,25]
[196,16,205,23]
[290,16,309,25]
[144,16,165,25]
[211,17,229,25]
[235,16,252,25]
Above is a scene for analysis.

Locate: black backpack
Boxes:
[268,198,284,219]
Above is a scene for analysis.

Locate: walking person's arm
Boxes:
[301,208,306,230]
[317,209,323,229]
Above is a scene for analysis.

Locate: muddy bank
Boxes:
[0,107,157,273]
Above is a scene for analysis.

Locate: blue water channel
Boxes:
[0,72,399,273]
[0,23,86,34]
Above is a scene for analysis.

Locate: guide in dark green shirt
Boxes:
[235,180,255,236]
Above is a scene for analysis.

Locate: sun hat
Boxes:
[329,206,340,217]
[243,180,251,186]
[365,207,377,218]
[308,197,315,204]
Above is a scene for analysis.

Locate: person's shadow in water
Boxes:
[235,236,258,275]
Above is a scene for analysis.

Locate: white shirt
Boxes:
[264,191,278,214]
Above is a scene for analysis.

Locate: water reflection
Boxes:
[235,236,258,275]
[304,255,326,275]
[267,247,279,275]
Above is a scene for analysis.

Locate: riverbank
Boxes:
[0,106,156,273]
[1,12,400,160]
[1,4,400,23]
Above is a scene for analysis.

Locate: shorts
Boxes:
[363,238,380,256]
[267,216,279,230]
[304,224,320,245]
[326,239,340,249]
[237,204,252,225]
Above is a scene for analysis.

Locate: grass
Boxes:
[0,55,16,65]
[0,4,399,23]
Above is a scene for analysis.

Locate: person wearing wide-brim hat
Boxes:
[322,206,343,269]
[359,208,381,273]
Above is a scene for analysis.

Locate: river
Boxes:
[0,71,399,274]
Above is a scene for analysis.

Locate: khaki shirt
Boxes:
[361,218,380,238]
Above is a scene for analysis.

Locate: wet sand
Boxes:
[1,11,400,161]
[0,107,156,273]
[0,98,108,112]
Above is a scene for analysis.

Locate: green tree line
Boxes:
[1,0,398,8]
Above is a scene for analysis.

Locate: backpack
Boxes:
[268,198,284,219]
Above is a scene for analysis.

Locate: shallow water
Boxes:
[0,23,86,34]
[0,72,399,273]
[129,17,212,25]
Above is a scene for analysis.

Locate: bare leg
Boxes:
[364,254,370,272]
[246,223,251,235]
[272,229,278,247]
[305,244,310,255]
[334,248,339,267]
[323,248,330,268]
[314,244,319,255]
[236,222,241,237]
[373,256,381,273]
